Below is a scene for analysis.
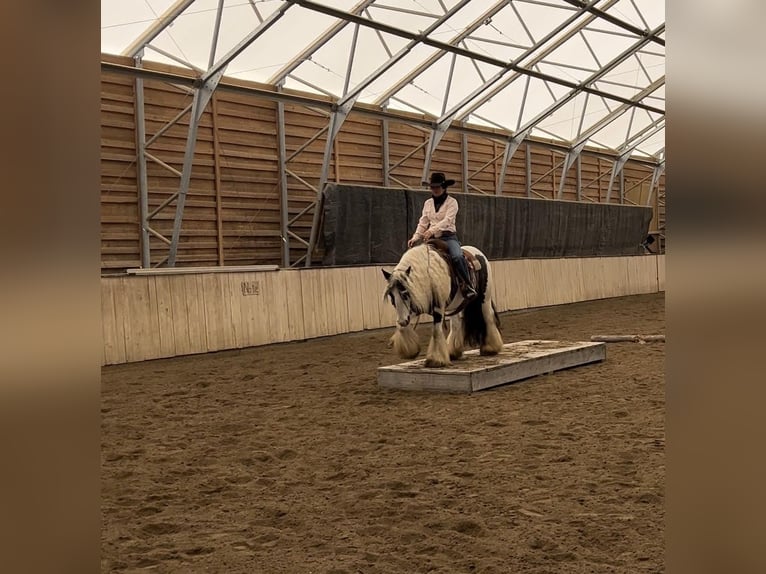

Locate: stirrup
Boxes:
[462,283,478,300]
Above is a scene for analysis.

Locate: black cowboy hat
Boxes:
[423,172,456,189]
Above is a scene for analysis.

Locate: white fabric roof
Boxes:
[101,0,665,158]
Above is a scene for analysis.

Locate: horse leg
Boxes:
[480,299,504,356]
[425,310,450,368]
[391,324,420,359]
[447,314,465,360]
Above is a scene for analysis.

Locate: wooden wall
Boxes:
[101,55,666,273]
[102,254,665,365]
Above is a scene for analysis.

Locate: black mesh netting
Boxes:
[321,184,652,265]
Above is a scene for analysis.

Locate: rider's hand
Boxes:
[407,238,416,248]
[423,230,433,241]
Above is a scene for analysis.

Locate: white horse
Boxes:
[382,242,504,367]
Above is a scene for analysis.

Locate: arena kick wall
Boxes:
[101,254,664,365]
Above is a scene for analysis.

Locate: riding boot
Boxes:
[453,256,478,300]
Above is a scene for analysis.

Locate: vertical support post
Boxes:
[423,53,458,182]
[557,141,587,199]
[342,24,361,97]
[211,93,225,265]
[276,98,290,268]
[525,143,532,198]
[167,71,225,266]
[382,116,390,187]
[497,133,526,197]
[208,0,225,68]
[551,150,556,199]
[306,107,347,267]
[461,132,469,194]
[333,137,341,183]
[619,167,625,204]
[576,154,582,202]
[598,158,604,202]
[134,54,151,268]
[646,161,664,206]
[605,164,617,203]
[422,124,448,183]
[606,155,629,204]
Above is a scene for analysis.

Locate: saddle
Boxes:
[426,239,480,298]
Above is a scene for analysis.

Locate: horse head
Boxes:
[382,266,414,327]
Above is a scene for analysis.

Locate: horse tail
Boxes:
[462,256,492,348]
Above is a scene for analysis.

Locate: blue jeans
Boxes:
[440,234,462,261]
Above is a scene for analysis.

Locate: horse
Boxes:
[382,241,504,368]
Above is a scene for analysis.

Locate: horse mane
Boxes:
[390,244,450,314]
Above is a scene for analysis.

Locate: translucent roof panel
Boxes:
[101,0,664,157]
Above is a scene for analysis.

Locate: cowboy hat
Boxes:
[423,172,456,189]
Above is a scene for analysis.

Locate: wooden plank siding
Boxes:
[101,254,665,366]
[100,56,665,274]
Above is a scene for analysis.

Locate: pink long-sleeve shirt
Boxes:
[411,195,459,241]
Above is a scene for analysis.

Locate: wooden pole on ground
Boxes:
[590,334,664,343]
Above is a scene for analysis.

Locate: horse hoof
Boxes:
[424,358,449,368]
[479,347,500,356]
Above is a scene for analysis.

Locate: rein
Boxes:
[397,240,473,323]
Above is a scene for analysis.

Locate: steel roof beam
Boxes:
[267,0,377,86]
[646,160,665,206]
[371,0,512,106]
[292,0,664,114]
[513,24,664,138]
[202,2,294,83]
[555,78,664,196]
[560,0,664,45]
[572,76,665,148]
[452,0,619,123]
[617,115,665,153]
[506,26,664,191]
[606,120,665,201]
[426,0,610,163]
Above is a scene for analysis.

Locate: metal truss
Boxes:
[109,0,664,268]
[131,1,295,267]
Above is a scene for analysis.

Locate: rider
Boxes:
[407,172,478,301]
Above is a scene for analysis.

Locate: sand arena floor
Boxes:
[102,292,664,573]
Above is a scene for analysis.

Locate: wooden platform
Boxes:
[378,340,607,393]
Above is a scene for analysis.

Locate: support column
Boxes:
[382,116,390,187]
[276,97,290,268]
[619,167,625,204]
[497,131,528,196]
[525,143,532,197]
[167,70,225,266]
[461,132,469,194]
[646,161,665,206]
[211,93,224,265]
[305,105,351,267]
[557,141,587,199]
[423,53,457,181]
[133,53,151,268]
[605,154,630,203]
[422,124,449,182]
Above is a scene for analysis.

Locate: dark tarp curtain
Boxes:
[322,184,652,266]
